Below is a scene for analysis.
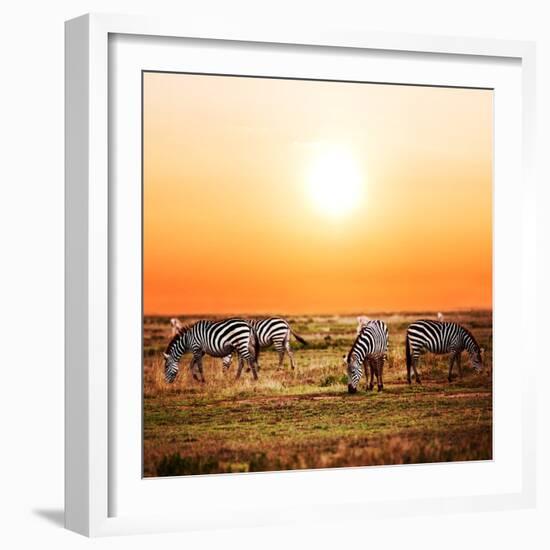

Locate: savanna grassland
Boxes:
[143,310,492,477]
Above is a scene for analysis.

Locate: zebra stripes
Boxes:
[346,319,388,393]
[163,318,259,383]
[405,320,484,384]
[223,317,307,371]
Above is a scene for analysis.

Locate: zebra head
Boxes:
[470,347,485,372]
[346,354,362,394]
[163,351,180,383]
[163,323,189,383]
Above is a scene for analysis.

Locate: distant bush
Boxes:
[156,452,270,476]
[248,452,269,472]
[157,454,219,476]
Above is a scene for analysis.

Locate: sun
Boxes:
[306,146,364,218]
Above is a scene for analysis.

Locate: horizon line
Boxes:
[143,307,493,318]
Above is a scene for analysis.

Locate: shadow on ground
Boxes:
[33,509,64,527]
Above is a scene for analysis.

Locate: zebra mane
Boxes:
[165,323,193,353]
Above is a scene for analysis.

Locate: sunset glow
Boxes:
[143,73,492,315]
[306,145,364,218]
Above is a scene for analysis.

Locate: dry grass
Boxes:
[143,310,493,477]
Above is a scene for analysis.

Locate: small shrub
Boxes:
[248,452,268,472]
[319,375,338,387]
[156,453,219,476]
[319,374,347,387]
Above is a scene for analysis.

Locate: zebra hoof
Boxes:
[348,384,357,394]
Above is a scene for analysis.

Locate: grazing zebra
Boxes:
[163,318,259,383]
[222,317,308,371]
[345,319,388,394]
[405,320,484,384]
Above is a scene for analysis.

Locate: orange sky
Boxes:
[143,72,492,315]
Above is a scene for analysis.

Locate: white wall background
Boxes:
[0,1,547,548]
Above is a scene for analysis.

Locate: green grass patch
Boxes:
[144,310,493,476]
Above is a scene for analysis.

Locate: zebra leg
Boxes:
[363,359,370,391]
[247,333,260,372]
[189,357,200,382]
[236,355,245,379]
[448,353,456,382]
[277,349,285,369]
[195,355,206,383]
[447,353,455,382]
[367,360,374,391]
[273,340,285,369]
[372,359,381,391]
[222,354,232,371]
[238,354,245,374]
[378,356,384,391]
[411,357,422,384]
[248,340,260,380]
[249,358,259,380]
[245,358,259,373]
[235,350,255,379]
[245,353,258,380]
[457,352,463,379]
[281,332,297,370]
[407,356,412,385]
[285,339,297,370]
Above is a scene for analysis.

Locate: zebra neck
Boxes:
[464,333,479,354]
[169,333,188,359]
[351,346,366,364]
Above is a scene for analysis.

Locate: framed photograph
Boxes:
[65,13,537,536]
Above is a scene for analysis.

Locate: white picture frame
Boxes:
[65,13,537,537]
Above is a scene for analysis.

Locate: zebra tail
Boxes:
[291,330,308,346]
[405,331,411,371]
